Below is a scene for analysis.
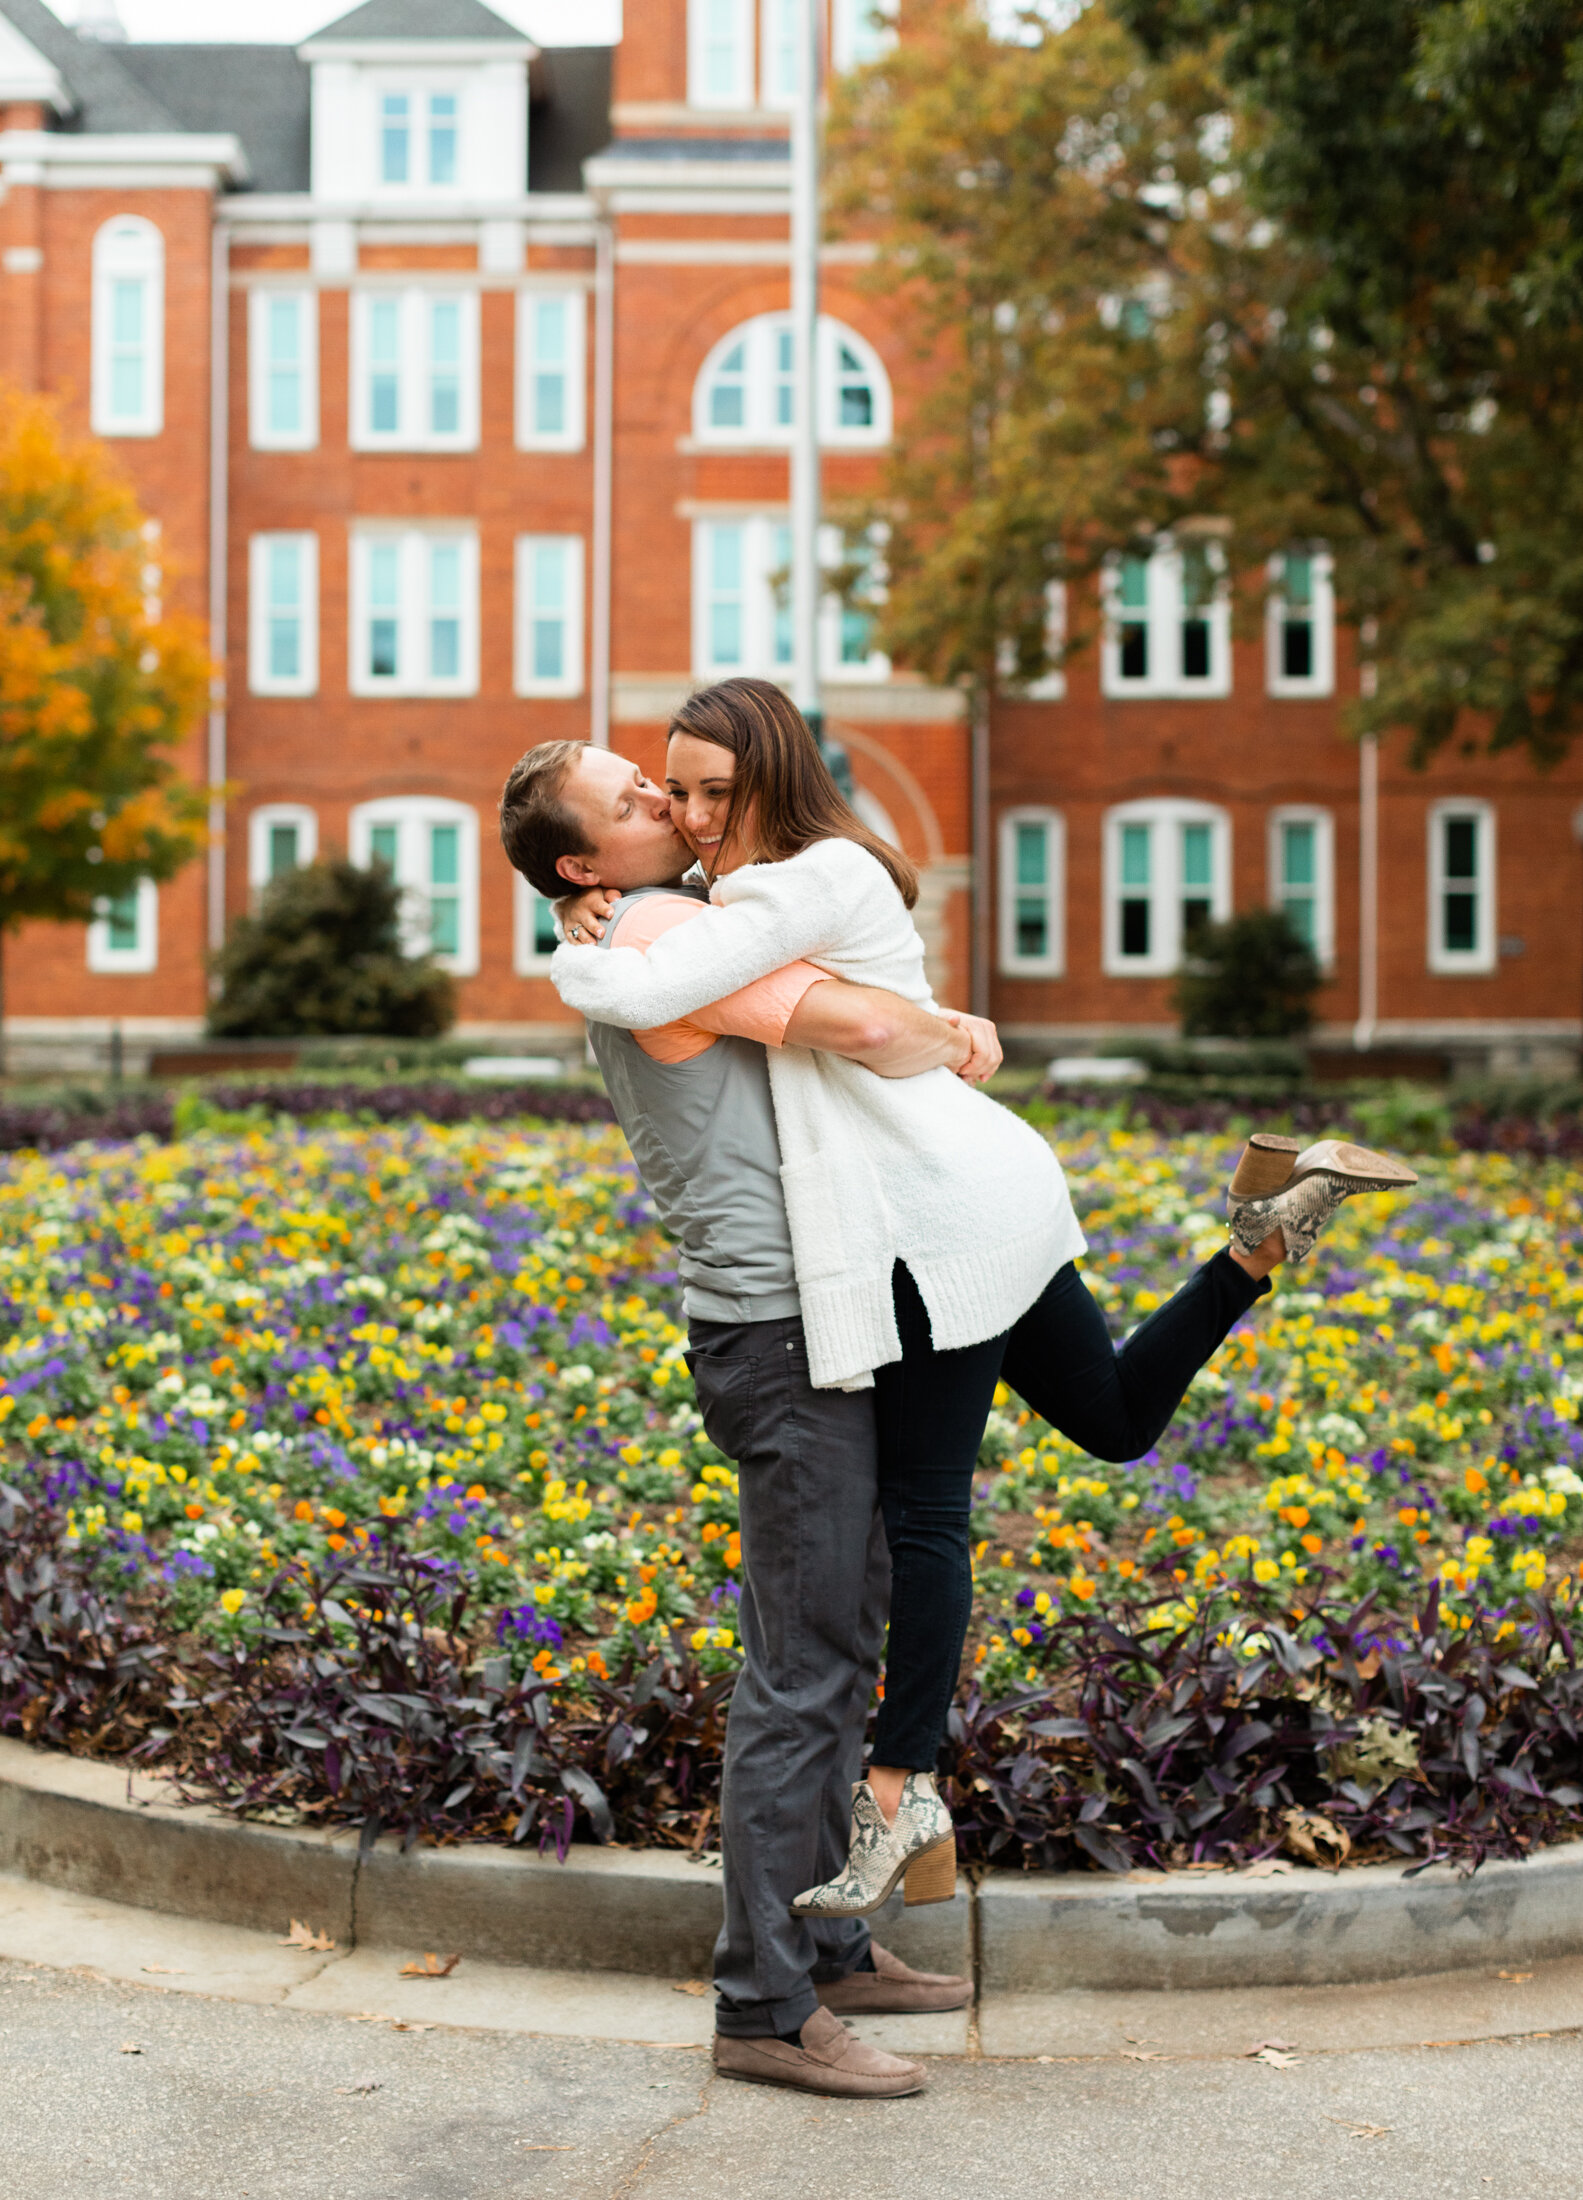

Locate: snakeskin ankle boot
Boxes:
[789,1775,956,1921]
[1228,1136,1418,1262]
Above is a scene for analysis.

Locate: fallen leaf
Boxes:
[1243,1858,1295,1879]
[1281,1809,1351,1871]
[398,1953,460,1979]
[119,2042,143,2055]
[672,1980,710,1997]
[141,1963,185,1976]
[279,1919,336,1952]
[1328,2118,1391,2139]
[1121,2049,1166,2061]
[391,2022,437,2033]
[337,2082,381,2095]
[1245,2038,1298,2056]
[1497,1970,1533,1983]
[1252,2047,1300,2068]
[348,2010,390,2023]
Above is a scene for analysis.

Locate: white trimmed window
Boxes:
[1266,550,1335,697]
[87,878,158,974]
[92,217,163,438]
[248,804,318,891]
[1104,800,1232,976]
[694,313,891,449]
[350,528,479,697]
[515,536,585,697]
[1267,806,1334,968]
[248,290,318,450]
[350,797,479,976]
[1102,540,1231,698]
[997,580,1068,699]
[248,533,319,696]
[693,518,886,681]
[690,0,754,107]
[1428,801,1496,974]
[377,87,464,189]
[516,291,586,450]
[513,872,560,973]
[351,290,479,450]
[998,808,1065,976]
[833,0,898,69]
[760,0,798,104]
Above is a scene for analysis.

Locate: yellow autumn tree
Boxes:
[0,385,210,1061]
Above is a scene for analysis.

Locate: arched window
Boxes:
[693,313,892,448]
[92,216,164,438]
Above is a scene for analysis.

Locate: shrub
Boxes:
[208,860,456,1039]
[1175,909,1321,1039]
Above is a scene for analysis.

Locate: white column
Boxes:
[207,215,230,965]
[590,222,615,747]
[1355,734,1379,1052]
[790,0,822,724]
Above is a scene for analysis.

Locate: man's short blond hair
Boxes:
[499,739,592,899]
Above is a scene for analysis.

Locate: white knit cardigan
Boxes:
[551,838,1085,1390]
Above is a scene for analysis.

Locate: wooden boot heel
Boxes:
[1229,1134,1301,1200]
[902,1836,957,1907]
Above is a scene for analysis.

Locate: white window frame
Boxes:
[350,289,480,452]
[370,81,470,195]
[349,526,480,699]
[998,807,1066,977]
[248,288,318,452]
[833,0,899,70]
[689,0,755,108]
[760,0,798,106]
[349,796,480,978]
[248,804,319,893]
[1103,799,1232,977]
[515,535,585,698]
[692,517,887,682]
[1101,538,1232,699]
[248,532,319,697]
[1266,549,1335,698]
[515,289,587,451]
[693,313,892,449]
[1267,805,1335,970]
[91,216,164,439]
[87,877,158,975]
[513,871,561,973]
[1427,799,1497,975]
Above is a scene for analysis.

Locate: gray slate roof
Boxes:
[0,0,178,130]
[111,45,309,192]
[307,0,528,38]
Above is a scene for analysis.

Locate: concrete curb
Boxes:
[4,1739,1580,1991]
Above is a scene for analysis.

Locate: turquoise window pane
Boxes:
[430,618,460,679]
[111,354,143,419]
[106,890,139,951]
[711,604,743,664]
[1283,552,1313,608]
[1282,822,1315,888]
[371,300,400,364]
[370,543,399,607]
[268,824,299,879]
[269,616,300,679]
[1119,555,1149,611]
[534,372,565,435]
[710,526,743,591]
[430,897,459,956]
[533,618,565,680]
[535,298,567,365]
[430,824,459,888]
[268,296,300,365]
[1015,822,1047,888]
[532,895,558,955]
[1120,822,1150,887]
[268,538,300,611]
[382,94,409,183]
[532,543,565,613]
[430,543,460,611]
[1181,823,1211,888]
[429,94,458,186]
[1282,892,1315,946]
[370,824,398,871]
[112,279,143,345]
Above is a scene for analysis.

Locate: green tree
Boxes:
[0,387,210,1065]
[208,858,456,1039]
[828,0,1583,762]
[1174,907,1320,1039]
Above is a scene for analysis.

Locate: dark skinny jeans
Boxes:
[870,1250,1269,1772]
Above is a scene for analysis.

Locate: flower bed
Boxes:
[4,1118,1583,1872]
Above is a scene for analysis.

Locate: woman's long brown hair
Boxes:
[667,678,919,909]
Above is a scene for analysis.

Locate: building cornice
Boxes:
[0,128,249,188]
[219,192,594,227]
[297,37,536,63]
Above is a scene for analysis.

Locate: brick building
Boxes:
[0,0,1577,1074]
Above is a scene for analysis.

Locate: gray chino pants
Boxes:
[686,1312,890,2039]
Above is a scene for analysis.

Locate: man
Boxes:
[499,739,981,2100]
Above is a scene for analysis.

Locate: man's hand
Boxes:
[556,884,622,944]
[940,1009,1002,1083]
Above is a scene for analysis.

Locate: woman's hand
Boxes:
[556,885,622,945]
[939,1009,1002,1083]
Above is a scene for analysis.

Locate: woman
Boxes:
[553,678,1416,1918]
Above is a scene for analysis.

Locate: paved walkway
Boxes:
[2,1871,1578,2199]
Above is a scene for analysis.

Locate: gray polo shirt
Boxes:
[584,886,801,1325]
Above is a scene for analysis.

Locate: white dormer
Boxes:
[299,1,534,204]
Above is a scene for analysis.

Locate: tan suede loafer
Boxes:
[713,2006,927,2097]
[816,1941,972,2015]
